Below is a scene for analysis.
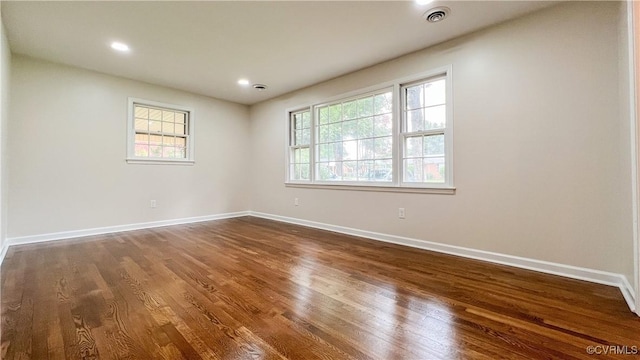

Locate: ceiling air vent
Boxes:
[424,7,450,23]
[253,84,268,91]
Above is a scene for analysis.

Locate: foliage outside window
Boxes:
[316,90,393,182]
[286,68,453,190]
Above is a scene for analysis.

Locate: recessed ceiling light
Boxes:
[237,79,250,86]
[110,42,130,52]
[415,0,434,5]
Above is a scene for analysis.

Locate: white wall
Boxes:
[8,56,250,238]
[249,1,635,284]
[0,17,11,249]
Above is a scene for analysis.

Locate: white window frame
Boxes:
[399,73,453,188]
[288,108,312,183]
[126,98,195,165]
[285,66,454,194]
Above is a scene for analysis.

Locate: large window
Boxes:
[127,98,194,164]
[286,67,453,192]
[316,89,393,182]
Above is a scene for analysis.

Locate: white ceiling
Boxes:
[1,1,558,105]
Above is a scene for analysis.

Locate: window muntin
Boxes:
[127,98,194,164]
[286,68,452,190]
[315,89,393,182]
[401,77,448,184]
[289,110,311,181]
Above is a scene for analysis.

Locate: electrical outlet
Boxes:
[398,207,405,219]
[150,200,157,208]
[294,197,299,206]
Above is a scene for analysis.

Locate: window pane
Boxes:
[357,97,373,117]
[162,146,175,158]
[302,112,311,128]
[405,136,422,158]
[163,136,175,146]
[343,140,357,160]
[343,161,357,180]
[343,100,357,120]
[162,122,174,134]
[176,147,186,158]
[134,106,149,119]
[425,79,446,107]
[374,114,393,137]
[149,121,162,132]
[149,108,162,120]
[425,105,446,130]
[294,113,302,130]
[175,137,186,147]
[135,119,148,131]
[406,85,424,110]
[318,162,338,181]
[299,147,310,164]
[357,161,374,180]
[357,117,373,138]
[135,144,149,157]
[374,136,393,159]
[358,138,374,160]
[424,134,445,156]
[318,107,329,125]
[342,120,358,140]
[328,104,342,123]
[295,130,303,145]
[424,157,445,183]
[374,159,393,181]
[301,129,311,145]
[175,113,186,124]
[293,148,300,163]
[135,133,149,143]
[374,92,392,115]
[150,135,162,145]
[149,145,162,157]
[318,143,341,162]
[162,111,175,122]
[404,158,423,182]
[319,123,342,143]
[299,164,310,180]
[406,109,424,132]
[174,124,186,135]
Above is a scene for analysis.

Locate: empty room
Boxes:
[1,0,640,359]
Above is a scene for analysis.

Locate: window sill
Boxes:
[126,158,195,166]
[285,182,455,195]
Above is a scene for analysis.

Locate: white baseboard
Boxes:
[6,211,250,247]
[1,210,636,314]
[0,241,8,267]
[249,211,637,313]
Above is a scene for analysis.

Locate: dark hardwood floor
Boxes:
[1,216,639,359]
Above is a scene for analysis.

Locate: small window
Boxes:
[289,109,311,181]
[401,76,450,185]
[127,98,194,164]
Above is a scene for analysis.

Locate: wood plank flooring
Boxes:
[1,216,639,359]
